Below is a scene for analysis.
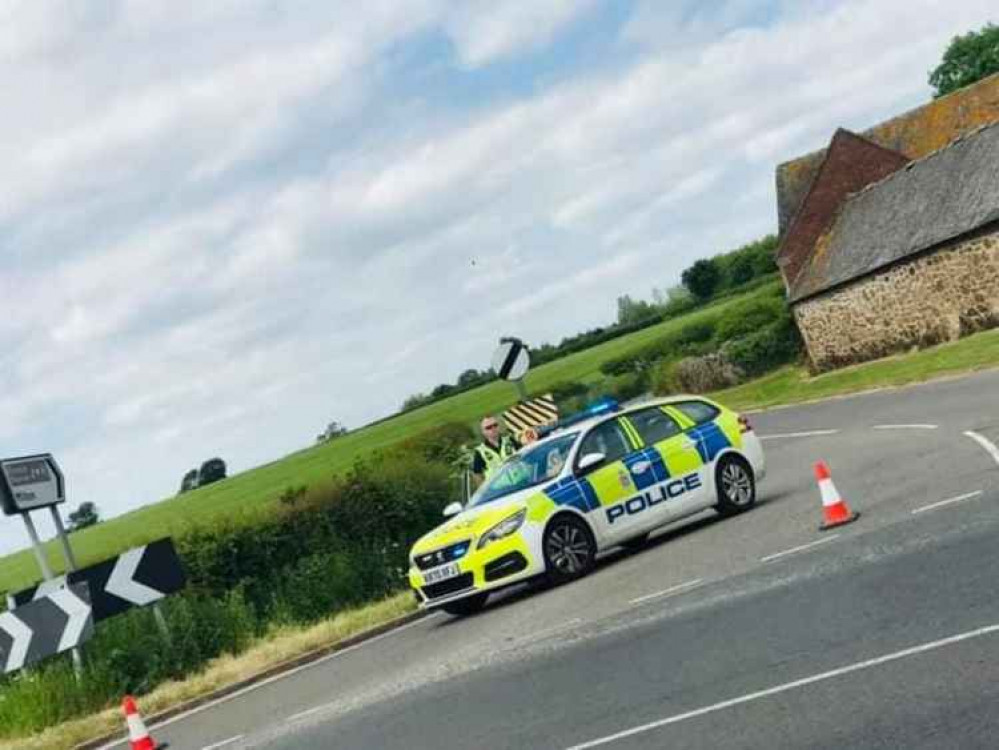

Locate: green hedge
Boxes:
[600,318,717,376]
[713,295,784,344]
[726,314,803,376]
[178,452,457,618]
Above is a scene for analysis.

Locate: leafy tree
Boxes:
[198,458,227,487]
[179,468,199,493]
[401,393,430,412]
[616,295,660,326]
[456,369,482,387]
[749,235,779,276]
[430,383,455,399]
[929,23,999,98]
[68,502,100,531]
[682,258,721,301]
[726,253,756,288]
[316,421,349,443]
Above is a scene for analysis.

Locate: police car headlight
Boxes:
[477,509,527,550]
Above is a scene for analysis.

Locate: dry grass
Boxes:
[1,593,418,750]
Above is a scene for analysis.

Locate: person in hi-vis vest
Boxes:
[471,416,521,486]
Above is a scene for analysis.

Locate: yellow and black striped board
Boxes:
[502,394,558,442]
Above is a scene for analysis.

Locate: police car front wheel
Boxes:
[544,515,596,584]
[715,456,755,516]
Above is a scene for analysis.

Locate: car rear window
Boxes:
[628,407,682,445]
[673,400,720,425]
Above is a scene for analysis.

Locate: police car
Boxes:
[408,396,765,616]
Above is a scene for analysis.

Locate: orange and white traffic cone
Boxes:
[814,461,860,531]
[123,696,158,750]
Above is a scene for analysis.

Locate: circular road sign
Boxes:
[492,339,530,381]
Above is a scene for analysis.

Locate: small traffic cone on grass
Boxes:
[814,461,859,531]
[123,695,159,750]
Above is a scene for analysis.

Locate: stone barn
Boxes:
[774,72,999,371]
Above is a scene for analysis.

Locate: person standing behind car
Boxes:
[471,416,520,486]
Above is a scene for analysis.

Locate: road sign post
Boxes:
[49,505,78,570]
[492,337,531,401]
[1,454,87,676]
[152,603,172,645]
[20,512,54,579]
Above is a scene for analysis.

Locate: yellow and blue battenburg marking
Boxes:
[687,422,731,463]
[542,476,601,512]
[623,447,670,490]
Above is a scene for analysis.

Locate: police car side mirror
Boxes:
[443,502,463,518]
[576,452,606,476]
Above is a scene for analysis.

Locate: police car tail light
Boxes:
[738,415,753,433]
[477,509,527,550]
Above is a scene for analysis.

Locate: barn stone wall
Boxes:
[793,228,999,371]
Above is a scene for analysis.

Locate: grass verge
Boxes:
[0,592,418,750]
[712,327,999,410]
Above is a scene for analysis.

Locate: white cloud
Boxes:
[444,0,599,67]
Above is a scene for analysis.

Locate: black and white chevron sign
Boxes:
[491,339,530,381]
[0,582,93,674]
[8,538,186,623]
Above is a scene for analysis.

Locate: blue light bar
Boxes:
[542,396,621,433]
[585,397,620,416]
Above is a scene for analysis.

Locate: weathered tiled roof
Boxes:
[775,71,999,235]
[776,129,909,289]
[790,119,999,303]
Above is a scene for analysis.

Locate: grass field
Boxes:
[3,283,999,595]
[0,284,779,595]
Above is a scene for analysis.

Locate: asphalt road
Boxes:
[99,368,999,750]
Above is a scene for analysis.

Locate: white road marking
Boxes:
[759,429,838,441]
[873,424,938,430]
[760,535,840,563]
[565,622,999,750]
[912,491,984,515]
[965,431,999,467]
[92,612,441,749]
[201,735,244,750]
[287,704,330,722]
[630,579,704,606]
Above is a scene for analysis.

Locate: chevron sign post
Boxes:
[0,583,93,674]
[8,538,186,623]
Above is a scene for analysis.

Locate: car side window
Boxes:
[673,400,720,425]
[629,407,682,445]
[577,420,632,467]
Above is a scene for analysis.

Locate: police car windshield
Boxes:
[471,433,578,506]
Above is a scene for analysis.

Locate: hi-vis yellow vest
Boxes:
[475,436,517,478]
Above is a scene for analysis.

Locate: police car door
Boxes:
[574,417,646,543]
[662,404,719,516]
[624,406,708,521]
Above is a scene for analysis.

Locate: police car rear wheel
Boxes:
[715,456,755,516]
[441,592,488,617]
[544,515,596,584]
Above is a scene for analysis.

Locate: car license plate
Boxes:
[424,562,461,584]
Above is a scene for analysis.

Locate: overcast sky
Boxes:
[0,0,994,556]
